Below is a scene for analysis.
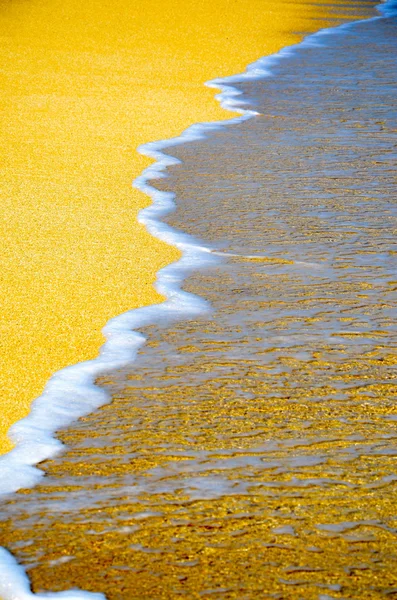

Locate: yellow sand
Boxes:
[0,0,357,453]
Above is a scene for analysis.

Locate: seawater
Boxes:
[1,3,397,599]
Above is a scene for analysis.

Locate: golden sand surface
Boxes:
[0,0,365,453]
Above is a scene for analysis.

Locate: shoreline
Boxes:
[0,0,380,497]
[0,0,388,596]
[0,0,374,457]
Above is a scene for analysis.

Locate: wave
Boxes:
[0,2,389,597]
[379,0,397,16]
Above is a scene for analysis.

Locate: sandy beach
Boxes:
[0,0,363,453]
[2,4,397,597]
[2,0,397,598]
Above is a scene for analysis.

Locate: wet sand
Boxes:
[3,5,397,599]
[0,0,362,454]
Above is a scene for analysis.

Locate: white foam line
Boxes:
[0,547,105,600]
[0,0,393,596]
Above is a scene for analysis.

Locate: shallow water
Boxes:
[1,8,397,600]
